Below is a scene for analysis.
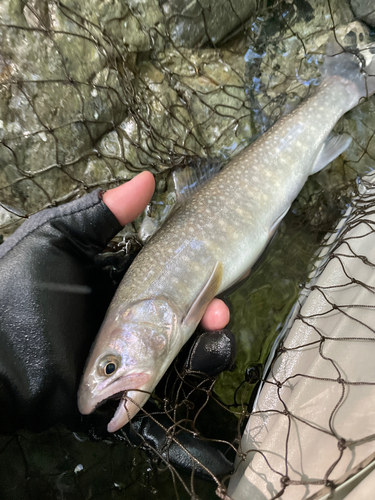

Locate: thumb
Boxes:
[103,171,155,226]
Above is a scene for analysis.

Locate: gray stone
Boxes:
[350,0,375,27]
[162,0,266,47]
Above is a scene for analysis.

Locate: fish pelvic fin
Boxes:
[182,261,224,328]
[323,22,375,101]
[311,132,352,175]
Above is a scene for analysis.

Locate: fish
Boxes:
[78,31,375,433]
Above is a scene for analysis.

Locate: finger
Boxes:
[200,298,230,331]
[102,171,155,226]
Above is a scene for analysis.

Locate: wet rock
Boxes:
[0,0,256,236]
[162,0,266,48]
[350,0,375,27]
[59,0,166,54]
[0,0,129,232]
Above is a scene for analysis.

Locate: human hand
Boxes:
[0,171,231,433]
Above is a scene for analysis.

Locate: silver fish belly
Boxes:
[78,36,375,432]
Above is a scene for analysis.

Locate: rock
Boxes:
[162,0,266,47]
[0,0,129,231]
[350,0,375,27]
[0,0,256,236]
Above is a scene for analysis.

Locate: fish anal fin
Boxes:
[182,261,224,328]
[311,133,352,175]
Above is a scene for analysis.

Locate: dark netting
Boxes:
[1,0,375,499]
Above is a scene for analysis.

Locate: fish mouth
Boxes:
[107,388,151,433]
[94,390,124,410]
[78,372,152,432]
[104,370,152,433]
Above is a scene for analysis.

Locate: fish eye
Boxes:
[105,362,116,375]
[98,355,120,377]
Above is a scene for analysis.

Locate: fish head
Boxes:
[77,298,180,432]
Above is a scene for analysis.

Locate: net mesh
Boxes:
[1,0,375,499]
[228,172,375,499]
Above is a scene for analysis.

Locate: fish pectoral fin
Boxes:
[182,261,224,328]
[269,205,290,236]
[311,132,352,175]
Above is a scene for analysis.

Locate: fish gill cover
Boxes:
[1,0,375,499]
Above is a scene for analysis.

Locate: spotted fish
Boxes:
[78,33,375,432]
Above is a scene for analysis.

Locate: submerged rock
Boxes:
[0,0,130,232]
[0,0,255,237]
[162,0,266,47]
[350,0,375,27]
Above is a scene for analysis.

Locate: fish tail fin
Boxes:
[322,28,375,102]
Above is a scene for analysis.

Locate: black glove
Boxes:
[0,189,124,432]
[0,189,235,434]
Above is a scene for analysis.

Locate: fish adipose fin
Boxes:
[183,261,223,327]
[311,132,352,175]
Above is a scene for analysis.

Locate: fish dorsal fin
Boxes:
[139,159,222,243]
[311,132,352,175]
[139,214,159,243]
[182,261,224,328]
[173,158,222,204]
